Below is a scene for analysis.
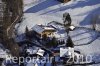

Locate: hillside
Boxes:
[15,0,100,66]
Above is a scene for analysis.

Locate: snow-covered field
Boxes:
[18,0,100,34]
[15,0,100,66]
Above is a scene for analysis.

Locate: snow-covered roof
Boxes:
[26,47,39,54]
[60,47,74,57]
[32,24,44,34]
[36,49,45,56]
[69,25,75,31]
[44,27,55,30]
[32,24,55,34]
[26,46,45,56]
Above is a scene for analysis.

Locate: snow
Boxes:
[18,0,100,35]
[69,25,75,30]
[23,0,41,11]
[0,44,8,59]
[36,49,45,56]
[26,49,37,55]
[32,25,44,34]
[60,47,74,57]
[44,27,55,30]
[74,37,100,64]
[15,0,100,65]
[94,14,100,31]
[0,48,7,58]
[70,27,100,45]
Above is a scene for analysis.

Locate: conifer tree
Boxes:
[66,36,74,48]
[52,37,58,48]
[25,26,29,36]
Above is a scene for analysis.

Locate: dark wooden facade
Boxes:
[57,0,71,3]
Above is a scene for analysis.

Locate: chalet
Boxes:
[32,24,56,38]
[57,0,71,3]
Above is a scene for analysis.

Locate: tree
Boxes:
[46,37,58,48]
[25,26,32,40]
[51,37,58,48]
[63,12,72,26]
[63,12,72,34]
[25,26,29,36]
[66,36,74,48]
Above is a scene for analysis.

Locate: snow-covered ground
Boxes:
[0,44,9,59]
[18,0,100,34]
[15,0,100,66]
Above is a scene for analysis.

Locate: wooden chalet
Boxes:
[32,24,56,38]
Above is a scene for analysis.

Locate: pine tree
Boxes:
[25,26,33,45]
[63,40,65,44]
[63,13,71,27]
[25,26,30,40]
[52,37,58,48]
[66,36,74,48]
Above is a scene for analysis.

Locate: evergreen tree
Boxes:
[63,13,71,26]
[52,37,58,48]
[25,26,29,38]
[46,37,58,48]
[25,26,33,40]
[63,40,65,44]
[66,36,74,48]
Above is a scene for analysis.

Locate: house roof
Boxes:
[32,24,55,34]
[60,47,74,57]
[26,46,39,55]
[36,49,45,56]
